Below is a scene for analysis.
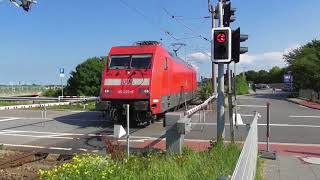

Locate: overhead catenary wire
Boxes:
[163,8,211,42]
[118,0,180,42]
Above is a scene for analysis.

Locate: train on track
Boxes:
[99,41,198,126]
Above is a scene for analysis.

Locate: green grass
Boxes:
[255,157,265,180]
[39,143,241,180]
[0,101,34,107]
[41,102,96,111]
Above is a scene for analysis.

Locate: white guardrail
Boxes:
[231,112,259,180]
[0,102,71,111]
[185,94,218,117]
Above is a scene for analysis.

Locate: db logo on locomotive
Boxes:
[121,79,132,85]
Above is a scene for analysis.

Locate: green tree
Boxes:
[284,40,320,91]
[65,57,107,96]
[199,80,213,101]
[245,70,258,83]
[269,66,286,83]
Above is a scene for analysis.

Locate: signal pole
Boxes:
[212,0,248,142]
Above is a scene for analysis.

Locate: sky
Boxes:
[0,0,319,84]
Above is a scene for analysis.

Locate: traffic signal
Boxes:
[213,27,232,63]
[232,27,248,63]
[223,2,236,27]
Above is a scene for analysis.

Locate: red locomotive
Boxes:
[100,41,198,126]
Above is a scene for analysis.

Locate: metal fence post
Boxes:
[260,102,276,160]
[266,102,270,152]
[126,104,130,158]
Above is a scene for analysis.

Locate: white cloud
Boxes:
[185,44,301,77]
[187,52,210,63]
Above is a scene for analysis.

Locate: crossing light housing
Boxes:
[223,2,236,27]
[232,27,248,63]
[212,27,232,63]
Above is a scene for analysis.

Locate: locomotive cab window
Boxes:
[109,56,131,70]
[131,55,152,69]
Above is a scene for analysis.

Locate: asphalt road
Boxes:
[0,89,319,154]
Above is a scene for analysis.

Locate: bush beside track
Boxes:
[39,142,241,180]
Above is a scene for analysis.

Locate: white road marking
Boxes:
[1,129,86,136]
[0,118,19,122]
[289,115,320,118]
[259,142,320,147]
[258,123,320,128]
[0,133,74,139]
[188,123,320,128]
[191,122,217,125]
[241,114,255,117]
[0,117,107,122]
[237,105,267,108]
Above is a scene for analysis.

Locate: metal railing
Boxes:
[231,112,259,180]
[165,94,217,154]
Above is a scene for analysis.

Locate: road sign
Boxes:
[59,68,65,78]
[114,125,126,138]
[283,74,293,83]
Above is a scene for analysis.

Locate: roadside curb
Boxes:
[287,98,320,110]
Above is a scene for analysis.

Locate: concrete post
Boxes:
[165,112,185,154]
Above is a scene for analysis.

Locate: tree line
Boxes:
[244,66,287,84]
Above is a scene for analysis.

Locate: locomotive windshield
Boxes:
[109,55,152,70]
[109,56,131,69]
[131,55,152,69]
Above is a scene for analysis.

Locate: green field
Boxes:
[0,101,34,107]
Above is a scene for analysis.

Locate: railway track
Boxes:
[0,151,73,179]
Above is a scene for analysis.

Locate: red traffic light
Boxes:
[216,33,226,43]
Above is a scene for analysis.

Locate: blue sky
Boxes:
[0,0,319,84]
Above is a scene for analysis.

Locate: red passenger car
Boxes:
[100,41,197,126]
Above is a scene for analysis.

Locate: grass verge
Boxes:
[255,157,264,180]
[39,142,241,180]
[39,102,96,111]
[0,101,34,107]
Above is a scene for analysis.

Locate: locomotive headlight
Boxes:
[104,89,112,94]
[140,89,150,94]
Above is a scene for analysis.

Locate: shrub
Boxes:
[235,76,249,95]
[42,89,61,97]
[199,81,213,101]
[39,144,241,180]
